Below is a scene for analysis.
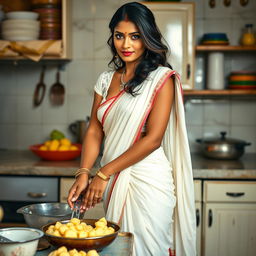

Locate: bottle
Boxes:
[241,24,256,46]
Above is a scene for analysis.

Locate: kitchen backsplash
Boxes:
[0,0,255,153]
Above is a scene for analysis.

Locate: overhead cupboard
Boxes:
[143,2,195,90]
[0,0,71,61]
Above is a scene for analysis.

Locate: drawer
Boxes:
[204,181,256,203]
[0,176,58,201]
[194,179,202,202]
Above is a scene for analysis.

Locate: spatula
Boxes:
[49,67,65,106]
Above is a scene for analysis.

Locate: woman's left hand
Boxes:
[82,176,108,211]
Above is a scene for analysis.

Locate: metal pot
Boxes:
[69,117,90,143]
[196,131,251,160]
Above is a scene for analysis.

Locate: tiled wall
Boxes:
[0,0,255,153]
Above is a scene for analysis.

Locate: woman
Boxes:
[67,2,196,255]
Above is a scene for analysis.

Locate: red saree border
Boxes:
[97,95,116,110]
[102,89,125,126]
[105,69,180,216]
[132,70,177,144]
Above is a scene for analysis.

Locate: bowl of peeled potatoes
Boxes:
[42,217,120,251]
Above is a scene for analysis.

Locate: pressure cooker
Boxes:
[196,131,251,160]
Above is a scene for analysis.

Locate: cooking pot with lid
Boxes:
[196,131,251,160]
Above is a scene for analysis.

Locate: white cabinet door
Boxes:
[203,203,256,256]
[194,180,202,256]
[195,201,202,256]
[143,3,195,89]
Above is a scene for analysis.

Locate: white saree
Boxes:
[94,66,196,256]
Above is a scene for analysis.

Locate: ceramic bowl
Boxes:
[2,19,40,30]
[0,227,44,256]
[2,30,39,41]
[6,11,39,20]
[42,219,120,251]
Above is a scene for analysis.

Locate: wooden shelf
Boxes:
[184,89,256,101]
[196,45,256,52]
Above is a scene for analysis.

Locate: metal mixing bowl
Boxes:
[17,203,72,229]
[42,219,120,251]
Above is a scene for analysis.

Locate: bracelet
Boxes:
[75,167,90,178]
[96,170,110,181]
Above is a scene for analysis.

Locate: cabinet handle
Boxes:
[196,209,200,227]
[208,209,213,227]
[226,192,245,197]
[27,192,47,198]
[186,64,191,79]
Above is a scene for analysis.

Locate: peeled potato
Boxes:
[59,252,70,256]
[53,230,61,237]
[87,250,100,256]
[70,218,80,225]
[57,247,68,254]
[60,224,68,234]
[64,229,77,238]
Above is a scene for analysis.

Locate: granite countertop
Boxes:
[0,150,256,179]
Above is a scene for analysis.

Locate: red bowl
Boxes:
[30,144,82,161]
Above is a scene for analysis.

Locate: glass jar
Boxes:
[241,24,256,46]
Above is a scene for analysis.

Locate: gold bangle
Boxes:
[96,170,110,181]
[75,167,90,178]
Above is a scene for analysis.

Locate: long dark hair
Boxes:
[107,2,172,96]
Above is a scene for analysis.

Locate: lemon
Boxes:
[58,145,70,151]
[49,140,60,151]
[70,145,79,151]
[39,145,48,151]
[60,138,72,147]
[44,140,51,147]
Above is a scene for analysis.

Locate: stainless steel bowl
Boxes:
[17,203,72,229]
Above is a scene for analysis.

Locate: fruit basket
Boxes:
[30,143,82,161]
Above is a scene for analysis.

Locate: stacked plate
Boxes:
[1,11,40,41]
[201,33,229,45]
[31,1,62,40]
[228,71,256,90]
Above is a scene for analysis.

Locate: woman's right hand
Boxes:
[67,174,89,209]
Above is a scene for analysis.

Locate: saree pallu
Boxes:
[96,66,196,256]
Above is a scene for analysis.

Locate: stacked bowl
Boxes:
[1,11,40,41]
[228,71,256,90]
[201,33,229,45]
[31,0,62,40]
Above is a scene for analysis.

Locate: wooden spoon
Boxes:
[49,68,65,106]
[33,65,46,107]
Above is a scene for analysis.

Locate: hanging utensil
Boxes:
[49,66,65,106]
[209,0,216,8]
[33,65,46,107]
[224,0,231,6]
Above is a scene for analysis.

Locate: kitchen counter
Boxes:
[0,149,256,179]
